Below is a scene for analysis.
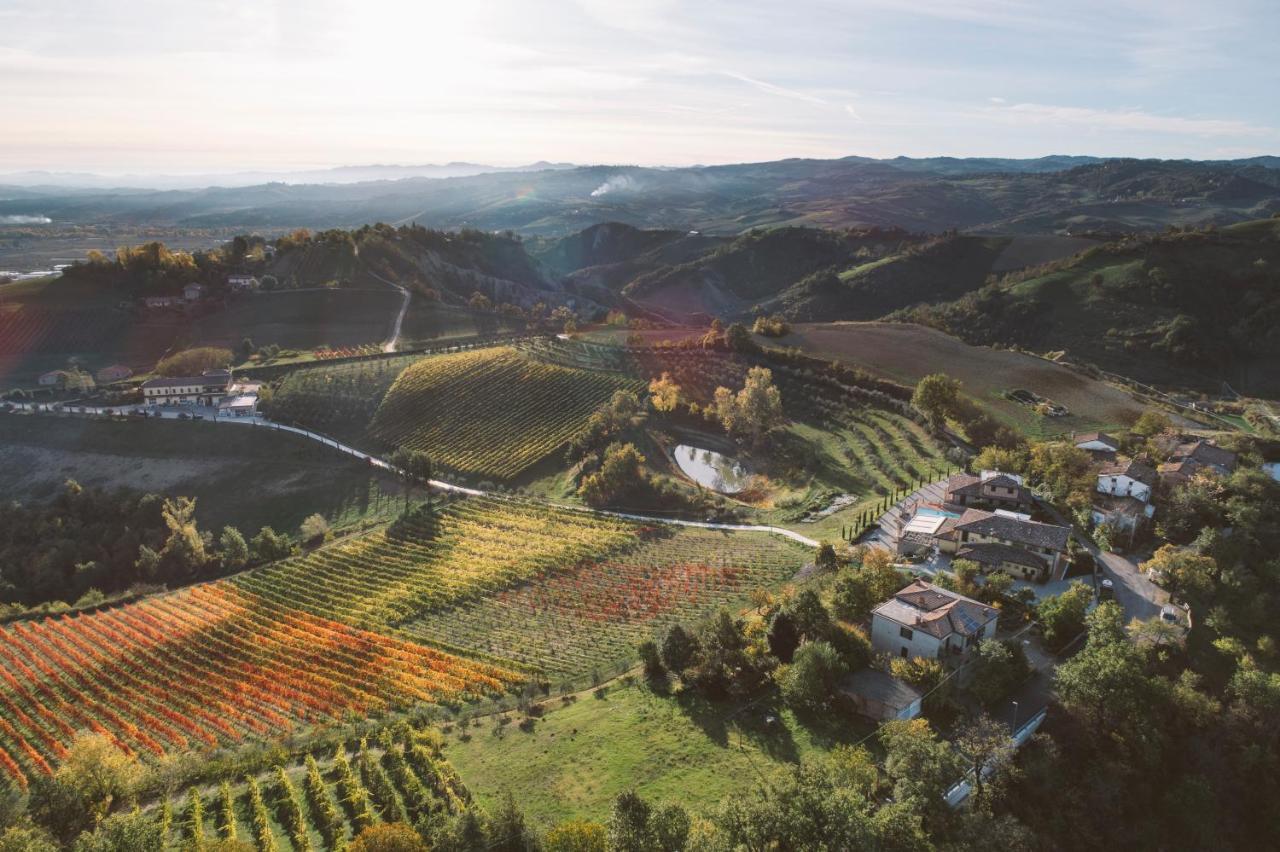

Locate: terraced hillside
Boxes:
[370,346,643,478]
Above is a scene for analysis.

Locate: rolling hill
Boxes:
[895,217,1280,394]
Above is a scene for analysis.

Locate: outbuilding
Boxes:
[839,670,924,721]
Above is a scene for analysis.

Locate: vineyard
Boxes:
[0,583,520,790]
[405,526,806,678]
[266,354,421,443]
[370,346,642,478]
[154,727,468,851]
[519,338,948,495]
[234,498,641,631]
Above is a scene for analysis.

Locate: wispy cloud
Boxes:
[985,102,1275,138]
[721,71,828,106]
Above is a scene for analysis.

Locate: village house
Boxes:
[1097,458,1157,502]
[1159,439,1239,486]
[37,370,66,387]
[943,470,1034,513]
[95,364,133,383]
[1091,493,1155,534]
[216,380,262,417]
[143,295,183,309]
[1073,431,1120,460]
[870,580,999,660]
[141,369,232,406]
[950,508,1072,583]
[227,274,260,292]
[183,283,206,301]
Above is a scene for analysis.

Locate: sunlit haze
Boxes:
[2,0,1278,174]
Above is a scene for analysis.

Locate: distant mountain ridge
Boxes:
[3,154,1277,239]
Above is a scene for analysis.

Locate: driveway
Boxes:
[1098,550,1167,622]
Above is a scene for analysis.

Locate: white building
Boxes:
[228,274,260,292]
[141,369,231,406]
[1074,431,1120,457]
[870,580,999,661]
[1097,458,1157,503]
[183,283,206,301]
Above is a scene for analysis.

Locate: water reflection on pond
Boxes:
[674,444,751,494]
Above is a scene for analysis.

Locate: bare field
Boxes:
[781,322,1150,436]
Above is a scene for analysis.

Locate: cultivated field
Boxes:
[0,583,519,789]
[267,354,422,444]
[155,729,469,850]
[406,526,805,679]
[0,416,401,535]
[235,498,640,633]
[192,289,402,351]
[782,321,1150,436]
[370,347,642,478]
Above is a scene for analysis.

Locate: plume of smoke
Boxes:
[590,175,637,197]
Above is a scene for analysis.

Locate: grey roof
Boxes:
[954,508,1071,552]
[957,542,1048,571]
[1174,440,1238,472]
[947,472,1031,501]
[838,669,923,710]
[873,579,998,640]
[141,370,231,390]
[1075,431,1119,448]
[1098,458,1158,487]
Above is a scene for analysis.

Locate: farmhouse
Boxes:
[1097,458,1156,502]
[228,274,260,292]
[950,508,1071,582]
[144,295,183,309]
[184,283,206,301]
[1091,493,1154,533]
[37,370,66,387]
[943,470,1033,513]
[95,364,133,383]
[1158,439,1238,486]
[1073,431,1120,460]
[839,669,924,721]
[141,369,232,406]
[870,580,999,660]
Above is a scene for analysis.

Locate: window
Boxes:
[899,626,914,640]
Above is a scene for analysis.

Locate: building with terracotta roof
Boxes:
[943,470,1034,513]
[1074,431,1120,459]
[870,580,999,660]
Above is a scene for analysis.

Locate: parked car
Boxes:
[1160,604,1181,624]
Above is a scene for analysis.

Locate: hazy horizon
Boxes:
[3,0,1278,175]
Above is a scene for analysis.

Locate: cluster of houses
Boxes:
[1075,431,1239,537]
[140,368,261,417]
[893,470,1072,584]
[142,274,260,310]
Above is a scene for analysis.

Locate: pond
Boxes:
[673,444,752,494]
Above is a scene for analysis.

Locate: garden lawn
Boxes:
[445,681,876,829]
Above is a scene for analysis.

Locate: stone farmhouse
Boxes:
[141,369,232,406]
[1096,458,1157,502]
[943,470,1034,514]
[950,509,1071,583]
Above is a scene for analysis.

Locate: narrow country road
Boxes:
[352,243,411,353]
[206,416,822,548]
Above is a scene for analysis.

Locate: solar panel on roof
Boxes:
[954,609,981,634]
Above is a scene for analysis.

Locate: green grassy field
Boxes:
[0,415,401,536]
[445,681,875,829]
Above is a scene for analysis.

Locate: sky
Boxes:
[1,0,1278,174]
